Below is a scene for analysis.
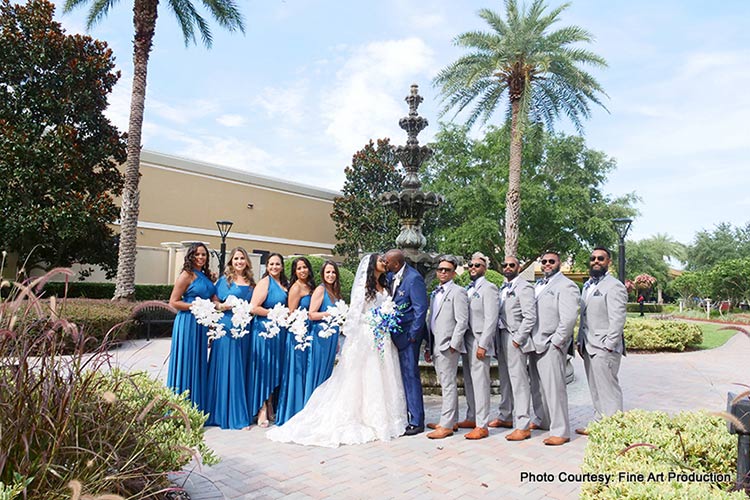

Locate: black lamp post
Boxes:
[612,217,633,284]
[216,220,233,272]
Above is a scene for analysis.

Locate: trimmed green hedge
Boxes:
[42,282,173,300]
[624,318,702,351]
[627,302,663,313]
[581,410,741,499]
[283,255,355,302]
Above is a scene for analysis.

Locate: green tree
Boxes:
[669,271,710,306]
[0,0,126,276]
[433,0,607,257]
[706,258,750,306]
[65,0,244,299]
[686,222,750,271]
[422,123,635,266]
[625,234,687,300]
[331,139,404,267]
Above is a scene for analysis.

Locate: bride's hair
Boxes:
[365,253,387,301]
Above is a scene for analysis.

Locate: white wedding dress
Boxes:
[266,256,407,447]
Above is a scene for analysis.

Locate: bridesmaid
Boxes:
[167,242,216,411]
[248,253,288,427]
[304,260,343,403]
[205,247,255,429]
[276,257,315,425]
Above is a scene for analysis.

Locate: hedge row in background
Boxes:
[624,318,702,351]
[283,255,355,302]
[42,282,173,300]
[626,302,663,313]
[580,410,741,499]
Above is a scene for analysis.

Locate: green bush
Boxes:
[42,281,173,300]
[0,282,216,499]
[454,269,505,288]
[624,318,702,351]
[284,255,355,302]
[581,410,741,499]
[626,302,663,313]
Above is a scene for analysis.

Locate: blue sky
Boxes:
[55,0,750,245]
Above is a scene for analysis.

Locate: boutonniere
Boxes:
[398,290,405,297]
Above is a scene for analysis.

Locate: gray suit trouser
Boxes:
[582,346,623,418]
[494,331,513,421]
[501,329,532,430]
[462,334,491,428]
[433,348,460,429]
[529,345,570,438]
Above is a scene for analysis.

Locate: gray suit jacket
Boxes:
[427,282,469,354]
[531,272,580,354]
[499,278,537,353]
[466,277,500,356]
[577,274,628,355]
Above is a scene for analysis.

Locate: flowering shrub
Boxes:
[634,273,657,290]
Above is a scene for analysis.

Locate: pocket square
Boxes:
[593,290,603,297]
[472,292,480,299]
[507,291,516,297]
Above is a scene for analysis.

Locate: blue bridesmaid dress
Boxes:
[248,278,288,419]
[275,294,311,425]
[205,277,253,429]
[167,270,216,411]
[303,289,340,403]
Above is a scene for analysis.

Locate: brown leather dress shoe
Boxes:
[543,436,570,446]
[575,428,589,436]
[456,419,476,429]
[427,422,459,431]
[505,429,531,441]
[529,423,544,430]
[488,418,513,428]
[427,427,454,439]
[464,427,489,440]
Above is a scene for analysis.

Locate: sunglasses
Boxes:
[540,259,556,265]
[436,267,454,273]
[590,255,607,262]
[501,262,516,268]
[467,262,484,269]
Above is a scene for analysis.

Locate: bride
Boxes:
[266,253,407,447]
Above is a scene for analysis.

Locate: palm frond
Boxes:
[201,0,245,33]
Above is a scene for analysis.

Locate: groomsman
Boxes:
[458,252,499,440]
[385,249,428,436]
[576,247,628,435]
[529,251,580,446]
[424,255,469,439]
[497,256,537,441]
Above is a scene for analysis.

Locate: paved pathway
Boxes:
[112,332,750,499]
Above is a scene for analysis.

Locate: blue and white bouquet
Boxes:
[318,300,349,339]
[365,296,403,358]
[288,307,312,351]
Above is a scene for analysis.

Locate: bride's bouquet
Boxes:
[318,300,349,339]
[288,307,312,351]
[190,297,226,340]
[365,296,403,358]
[259,303,290,339]
[224,295,253,338]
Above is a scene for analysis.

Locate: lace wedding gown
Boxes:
[267,260,407,447]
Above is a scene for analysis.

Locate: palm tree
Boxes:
[434,0,607,257]
[64,0,244,300]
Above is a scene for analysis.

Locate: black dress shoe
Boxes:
[403,425,424,436]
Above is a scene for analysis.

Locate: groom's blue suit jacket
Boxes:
[388,264,428,351]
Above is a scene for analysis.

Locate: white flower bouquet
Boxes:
[190,297,225,340]
[317,300,349,339]
[224,295,254,338]
[258,303,290,339]
[288,307,312,351]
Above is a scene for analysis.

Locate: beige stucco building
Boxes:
[52,150,340,284]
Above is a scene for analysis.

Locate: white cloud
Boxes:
[216,114,247,127]
[178,135,279,176]
[321,37,435,154]
[148,98,219,125]
[253,80,308,125]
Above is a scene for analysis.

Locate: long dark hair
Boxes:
[224,247,256,286]
[182,242,211,277]
[320,260,342,300]
[365,253,387,302]
[263,252,289,288]
[290,256,315,291]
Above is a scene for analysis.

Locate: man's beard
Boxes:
[503,271,518,281]
[589,265,608,278]
[544,267,560,278]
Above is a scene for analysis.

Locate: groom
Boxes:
[384,249,428,436]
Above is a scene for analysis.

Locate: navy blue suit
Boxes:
[388,264,428,427]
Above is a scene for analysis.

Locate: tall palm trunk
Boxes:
[504,97,523,257]
[113,0,158,300]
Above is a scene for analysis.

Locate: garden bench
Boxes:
[132,302,177,341]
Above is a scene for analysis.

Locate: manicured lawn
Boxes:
[696,322,745,350]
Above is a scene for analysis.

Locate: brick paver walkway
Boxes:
[112,332,750,499]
